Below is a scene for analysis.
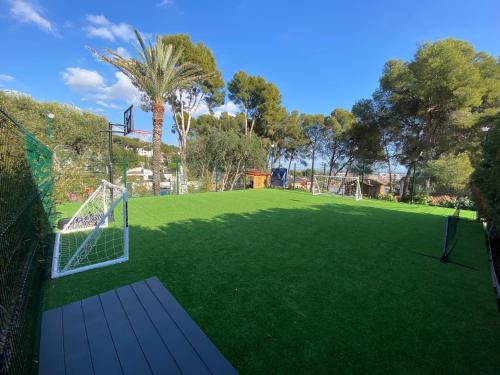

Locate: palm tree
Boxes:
[92,30,204,194]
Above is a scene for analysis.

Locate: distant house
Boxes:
[361,173,403,197]
[290,176,311,190]
[137,148,153,158]
[127,167,153,181]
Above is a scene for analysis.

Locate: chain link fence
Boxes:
[0,108,54,375]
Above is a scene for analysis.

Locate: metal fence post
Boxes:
[293,163,296,190]
[243,163,246,190]
[215,160,219,192]
[176,159,180,195]
[123,157,127,188]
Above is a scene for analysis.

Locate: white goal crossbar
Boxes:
[312,175,362,200]
[51,180,129,278]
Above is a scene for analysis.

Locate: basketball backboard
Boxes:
[124,105,134,135]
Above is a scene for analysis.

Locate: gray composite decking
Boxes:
[38,277,238,375]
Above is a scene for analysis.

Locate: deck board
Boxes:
[115,285,181,375]
[38,308,65,375]
[131,280,211,375]
[81,296,123,375]
[145,277,238,375]
[38,277,237,375]
[99,290,152,375]
[62,301,94,375]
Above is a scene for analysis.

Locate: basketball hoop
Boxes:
[128,129,152,143]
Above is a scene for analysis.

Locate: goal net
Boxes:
[312,175,362,200]
[51,180,129,278]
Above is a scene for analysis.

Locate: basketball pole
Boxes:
[108,121,114,186]
[102,105,133,223]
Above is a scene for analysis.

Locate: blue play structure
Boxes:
[271,168,288,188]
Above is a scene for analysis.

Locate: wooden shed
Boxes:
[361,178,385,198]
[246,170,270,189]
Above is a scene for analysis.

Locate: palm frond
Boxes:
[90,29,207,104]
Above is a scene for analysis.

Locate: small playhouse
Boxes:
[246,169,270,189]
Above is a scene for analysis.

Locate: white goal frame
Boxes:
[312,175,362,200]
[51,180,129,278]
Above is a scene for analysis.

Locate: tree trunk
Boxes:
[287,156,293,188]
[249,117,256,134]
[244,111,249,135]
[310,147,316,192]
[387,157,393,194]
[326,152,337,190]
[230,159,243,190]
[383,141,393,193]
[361,162,365,187]
[179,131,188,193]
[401,165,413,199]
[152,100,165,195]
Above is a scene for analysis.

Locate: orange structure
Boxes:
[246,170,270,189]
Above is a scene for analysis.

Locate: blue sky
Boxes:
[1,0,499,146]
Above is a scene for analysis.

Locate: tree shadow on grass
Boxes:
[44,200,498,375]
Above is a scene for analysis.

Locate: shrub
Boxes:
[377,193,398,202]
[472,119,500,232]
[459,196,476,211]
[413,193,431,205]
[427,195,456,208]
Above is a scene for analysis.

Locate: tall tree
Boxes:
[228,71,286,137]
[161,35,225,189]
[351,100,385,184]
[187,125,267,191]
[277,111,307,172]
[92,31,204,194]
[378,38,500,197]
[472,119,500,230]
[323,108,355,178]
[426,153,474,195]
[351,97,399,191]
[301,114,326,191]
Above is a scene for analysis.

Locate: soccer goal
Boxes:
[312,175,362,200]
[51,180,129,278]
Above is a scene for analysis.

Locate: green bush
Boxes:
[472,119,500,232]
[377,193,398,202]
[427,195,456,208]
[459,196,476,211]
[413,193,431,205]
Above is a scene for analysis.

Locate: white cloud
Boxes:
[84,14,135,42]
[101,72,141,105]
[214,101,239,117]
[85,25,115,41]
[61,67,105,92]
[180,99,240,118]
[86,14,110,26]
[0,74,14,85]
[95,100,120,109]
[111,23,135,41]
[9,0,55,33]
[61,67,141,108]
[2,89,31,98]
[158,0,174,7]
[0,74,14,88]
[116,47,131,59]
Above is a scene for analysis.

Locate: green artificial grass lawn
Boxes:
[44,189,500,375]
